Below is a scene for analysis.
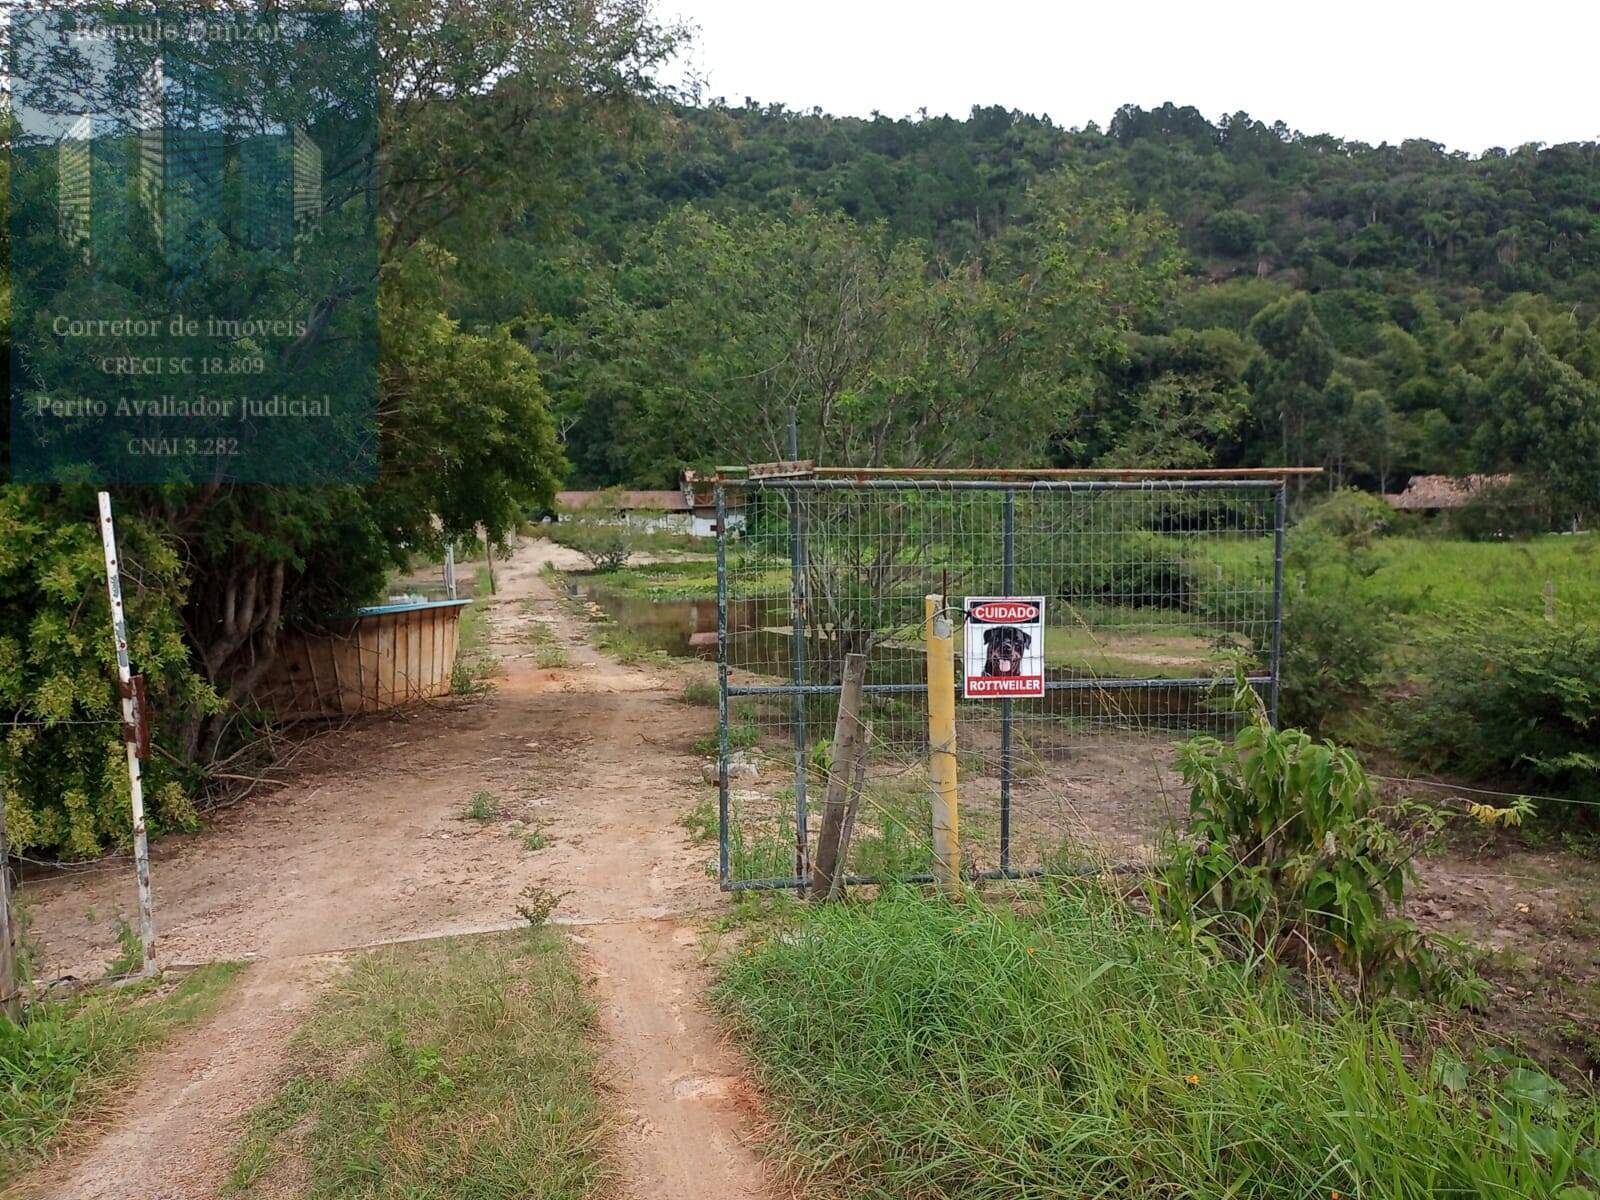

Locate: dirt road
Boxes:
[15,540,773,1200]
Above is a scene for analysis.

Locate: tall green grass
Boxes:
[1,963,244,1184]
[717,888,1600,1199]
[1370,535,1597,621]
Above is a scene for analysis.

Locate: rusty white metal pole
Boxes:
[97,492,157,977]
[444,542,457,600]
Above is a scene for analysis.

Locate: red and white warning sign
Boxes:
[962,596,1045,699]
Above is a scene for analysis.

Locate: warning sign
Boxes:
[962,596,1045,699]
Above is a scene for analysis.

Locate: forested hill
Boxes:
[493,101,1600,510]
[587,101,1600,302]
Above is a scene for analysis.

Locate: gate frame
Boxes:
[714,467,1315,893]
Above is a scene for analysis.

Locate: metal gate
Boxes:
[713,469,1292,892]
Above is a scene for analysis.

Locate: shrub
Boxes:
[1296,487,1394,547]
[547,488,655,570]
[1155,682,1478,1004]
[1397,608,1600,818]
[0,488,213,858]
[1052,530,1197,609]
[550,521,636,571]
[1276,530,1390,732]
[1453,478,1555,541]
[464,791,501,823]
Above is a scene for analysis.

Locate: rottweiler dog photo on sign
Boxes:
[982,625,1031,677]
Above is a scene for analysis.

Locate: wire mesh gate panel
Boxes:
[714,474,1288,891]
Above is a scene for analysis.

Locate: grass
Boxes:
[590,530,1596,624]
[716,887,1600,1199]
[1042,624,1231,677]
[1359,533,1597,620]
[1,963,244,1183]
[680,794,720,845]
[693,721,758,756]
[697,764,979,886]
[593,624,658,664]
[105,916,145,978]
[449,568,499,694]
[1206,531,1599,623]
[521,822,551,852]
[576,557,787,601]
[522,607,570,668]
[226,930,606,1200]
[577,557,717,599]
[464,790,501,823]
[682,678,719,706]
[462,567,494,643]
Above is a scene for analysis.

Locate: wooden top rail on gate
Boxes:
[713,464,1324,483]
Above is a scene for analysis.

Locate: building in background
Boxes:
[1383,473,1517,514]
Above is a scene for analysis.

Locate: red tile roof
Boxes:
[555,490,689,512]
[1384,474,1516,510]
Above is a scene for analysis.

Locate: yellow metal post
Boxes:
[924,594,960,895]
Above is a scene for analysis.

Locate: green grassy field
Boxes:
[580,532,1597,622]
[717,887,1600,1200]
[1367,535,1598,620]
[1206,532,1599,622]
[1,963,244,1184]
[228,929,606,1200]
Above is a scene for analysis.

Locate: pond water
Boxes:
[571,580,804,666]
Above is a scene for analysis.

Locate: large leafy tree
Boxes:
[1480,323,1600,524]
[555,167,1182,480]
[372,0,681,257]
[1244,294,1335,492]
[1,1,671,854]
[1069,329,1250,468]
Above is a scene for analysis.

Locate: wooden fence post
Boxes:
[0,802,20,1024]
[810,653,867,900]
[827,721,871,902]
[925,595,961,896]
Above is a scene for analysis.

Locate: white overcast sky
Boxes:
[660,0,1599,154]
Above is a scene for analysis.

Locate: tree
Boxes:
[1203,209,1268,258]
[0,1,655,854]
[1346,388,1401,494]
[1245,294,1335,494]
[558,167,1182,479]
[1067,330,1249,468]
[1480,322,1600,524]
[373,0,683,258]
